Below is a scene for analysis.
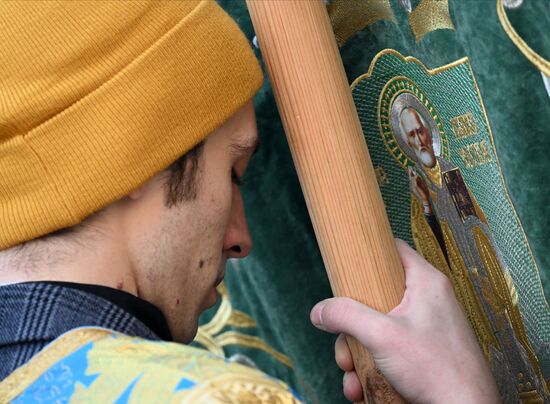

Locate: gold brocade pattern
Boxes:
[0,328,110,402]
[408,0,455,42]
[182,373,300,403]
[327,0,395,47]
[496,0,550,76]
[0,328,300,403]
[473,226,547,391]
[195,282,293,369]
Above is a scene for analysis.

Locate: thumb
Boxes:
[310,297,392,350]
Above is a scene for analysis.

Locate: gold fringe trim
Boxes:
[200,283,232,336]
[196,282,292,369]
[227,310,257,329]
[194,329,225,357]
[215,332,293,369]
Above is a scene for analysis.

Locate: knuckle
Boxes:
[322,299,348,327]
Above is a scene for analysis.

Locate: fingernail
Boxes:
[312,302,327,331]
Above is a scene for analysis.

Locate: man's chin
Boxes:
[171,322,199,344]
[203,285,220,310]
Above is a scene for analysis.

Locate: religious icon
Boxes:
[388,90,549,402]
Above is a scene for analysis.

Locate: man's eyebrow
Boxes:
[229,136,260,156]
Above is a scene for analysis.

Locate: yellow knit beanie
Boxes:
[0,0,263,250]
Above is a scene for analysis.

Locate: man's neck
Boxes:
[0,234,138,295]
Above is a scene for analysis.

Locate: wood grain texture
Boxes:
[246,1,406,402]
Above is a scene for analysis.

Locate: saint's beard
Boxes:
[418,148,436,168]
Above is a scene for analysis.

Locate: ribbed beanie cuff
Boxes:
[0,1,263,249]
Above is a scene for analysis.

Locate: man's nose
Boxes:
[223,189,253,258]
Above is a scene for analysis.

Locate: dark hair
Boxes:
[163,141,204,207]
[30,142,205,244]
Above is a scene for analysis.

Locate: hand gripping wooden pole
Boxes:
[246,1,406,403]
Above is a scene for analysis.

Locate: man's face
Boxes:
[400,108,436,168]
[126,102,258,342]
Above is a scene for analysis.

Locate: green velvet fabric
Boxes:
[196,1,550,402]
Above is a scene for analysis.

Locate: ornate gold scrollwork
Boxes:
[408,0,455,42]
[327,0,395,46]
[195,283,293,368]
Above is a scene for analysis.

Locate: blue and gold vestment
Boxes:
[0,327,301,403]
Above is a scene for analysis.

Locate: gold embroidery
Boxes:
[183,372,300,403]
[457,141,493,168]
[408,0,455,42]
[0,328,110,402]
[451,113,479,139]
[468,189,489,225]
[411,197,450,271]
[374,166,389,186]
[352,49,549,385]
[424,160,442,188]
[327,0,395,47]
[410,198,498,362]
[519,389,545,404]
[353,47,548,321]
[441,221,499,359]
[496,0,550,76]
[196,282,293,369]
[0,325,300,402]
[465,62,549,315]
[351,50,470,89]
[473,226,548,395]
[376,75,450,170]
[503,270,520,307]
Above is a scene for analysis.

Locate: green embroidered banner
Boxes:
[352,49,549,401]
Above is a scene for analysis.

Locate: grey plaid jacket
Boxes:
[0,282,161,381]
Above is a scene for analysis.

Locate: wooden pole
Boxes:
[246,1,406,402]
